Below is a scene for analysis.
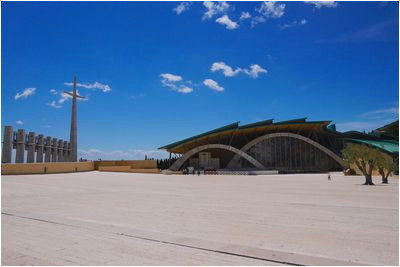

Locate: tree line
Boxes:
[342,143,398,185]
[144,155,179,170]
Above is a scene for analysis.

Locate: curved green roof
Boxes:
[346,138,399,154]
[158,122,239,150]
[159,118,332,151]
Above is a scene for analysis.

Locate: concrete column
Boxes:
[44,136,52,162]
[57,140,63,162]
[2,126,13,163]
[15,129,25,163]
[27,132,36,163]
[51,138,58,162]
[63,141,68,162]
[36,135,44,162]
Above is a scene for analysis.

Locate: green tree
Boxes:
[376,152,395,184]
[342,143,381,185]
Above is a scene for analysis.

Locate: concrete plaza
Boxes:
[2,172,398,265]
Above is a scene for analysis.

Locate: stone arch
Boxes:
[226,132,345,169]
[169,144,265,171]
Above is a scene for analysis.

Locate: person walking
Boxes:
[328,173,331,181]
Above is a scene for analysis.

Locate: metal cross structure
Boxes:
[64,76,85,162]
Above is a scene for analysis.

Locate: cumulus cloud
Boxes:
[211,62,242,77]
[47,100,62,109]
[202,1,229,20]
[211,62,268,78]
[78,148,169,160]
[252,1,285,27]
[64,81,111,92]
[160,73,193,94]
[304,1,338,9]
[203,79,224,92]
[240,11,251,21]
[49,89,58,95]
[15,88,36,100]
[160,73,183,83]
[243,64,268,78]
[216,15,239,30]
[173,2,191,15]
[15,120,24,125]
[177,86,193,93]
[257,1,285,18]
[160,73,183,89]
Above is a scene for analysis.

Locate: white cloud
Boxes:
[252,1,285,27]
[203,1,229,20]
[336,107,398,132]
[304,1,338,9]
[58,90,86,104]
[15,88,36,100]
[177,86,193,94]
[64,81,111,92]
[240,11,251,21]
[216,15,239,30]
[47,100,62,109]
[360,107,399,118]
[49,89,58,95]
[211,62,242,77]
[211,62,267,78]
[160,73,193,94]
[279,19,307,30]
[160,73,183,83]
[78,148,169,160]
[15,120,24,125]
[257,1,285,18]
[203,79,224,92]
[160,73,183,89]
[243,64,268,78]
[173,2,191,15]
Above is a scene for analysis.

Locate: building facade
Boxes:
[159,118,399,173]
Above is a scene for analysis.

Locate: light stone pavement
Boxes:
[2,172,398,265]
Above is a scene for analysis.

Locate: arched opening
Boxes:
[242,136,342,173]
[227,132,344,173]
[169,144,264,171]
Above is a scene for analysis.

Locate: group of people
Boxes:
[182,167,201,175]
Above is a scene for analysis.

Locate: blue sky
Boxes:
[2,1,399,160]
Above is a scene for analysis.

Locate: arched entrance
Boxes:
[169,144,264,171]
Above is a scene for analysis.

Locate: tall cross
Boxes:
[64,76,85,162]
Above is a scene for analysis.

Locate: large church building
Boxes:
[159,118,399,173]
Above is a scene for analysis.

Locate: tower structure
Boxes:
[69,76,78,162]
[65,76,86,162]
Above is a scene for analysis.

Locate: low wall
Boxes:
[1,162,94,175]
[2,160,158,175]
[98,166,159,173]
[94,160,156,169]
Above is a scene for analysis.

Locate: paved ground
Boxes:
[2,172,398,265]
